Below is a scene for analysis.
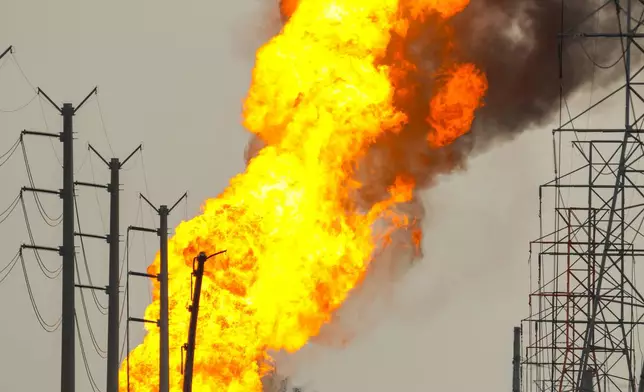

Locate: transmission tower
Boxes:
[520,2,644,392]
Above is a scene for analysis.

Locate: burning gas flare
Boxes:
[121,0,486,391]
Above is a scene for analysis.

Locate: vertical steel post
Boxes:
[61,103,75,392]
[159,205,170,392]
[107,158,121,392]
[512,327,521,392]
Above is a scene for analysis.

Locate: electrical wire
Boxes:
[118,230,131,361]
[74,254,107,358]
[19,252,61,332]
[0,52,38,112]
[0,91,38,113]
[88,153,107,233]
[76,146,90,175]
[21,138,63,226]
[0,54,9,72]
[95,93,116,157]
[578,39,625,70]
[0,250,20,285]
[139,148,152,200]
[117,201,143,360]
[74,309,104,392]
[0,192,21,225]
[37,95,63,168]
[137,199,154,304]
[74,193,108,314]
[20,195,63,279]
[0,136,21,168]
[138,149,158,256]
[119,202,141,285]
[9,51,37,92]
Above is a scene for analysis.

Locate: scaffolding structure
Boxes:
[521,1,644,392]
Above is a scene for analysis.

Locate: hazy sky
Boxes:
[0,1,617,391]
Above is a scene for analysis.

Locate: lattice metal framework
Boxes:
[521,1,644,392]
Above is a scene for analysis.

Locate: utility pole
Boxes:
[107,157,120,392]
[512,327,520,392]
[159,204,169,392]
[183,250,226,392]
[127,192,187,392]
[20,87,97,392]
[77,144,142,392]
[61,102,75,392]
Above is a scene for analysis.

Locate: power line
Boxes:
[0,91,38,113]
[9,50,37,92]
[74,254,107,358]
[0,136,21,168]
[21,138,63,226]
[19,251,61,333]
[0,250,20,285]
[0,192,21,225]
[139,147,152,202]
[74,309,104,392]
[118,229,131,362]
[0,48,38,113]
[94,93,115,157]
[20,195,62,279]
[74,192,108,314]
[37,95,63,168]
[88,153,107,232]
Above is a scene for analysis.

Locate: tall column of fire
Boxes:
[120,1,487,391]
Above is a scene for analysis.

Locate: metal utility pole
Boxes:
[183,250,226,392]
[107,157,120,392]
[38,88,96,392]
[77,144,142,392]
[61,102,75,392]
[128,192,187,392]
[84,145,142,392]
[512,327,520,392]
[18,86,97,392]
[159,204,169,392]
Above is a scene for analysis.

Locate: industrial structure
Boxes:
[518,2,644,392]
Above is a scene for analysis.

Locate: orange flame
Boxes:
[428,64,488,148]
[121,1,486,391]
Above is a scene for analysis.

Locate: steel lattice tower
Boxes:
[521,1,644,392]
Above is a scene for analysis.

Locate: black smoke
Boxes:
[452,0,626,146]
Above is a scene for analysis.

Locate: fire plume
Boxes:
[121,1,486,391]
